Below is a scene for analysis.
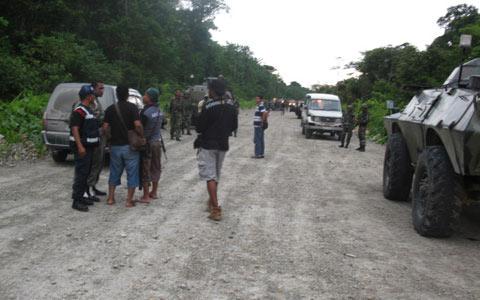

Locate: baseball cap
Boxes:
[79,85,95,99]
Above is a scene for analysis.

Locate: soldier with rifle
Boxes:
[356,103,369,152]
[138,88,165,203]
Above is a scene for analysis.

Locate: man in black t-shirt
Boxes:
[102,85,144,207]
[196,79,238,221]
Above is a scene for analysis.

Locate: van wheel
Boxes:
[412,146,463,237]
[52,150,68,163]
[383,133,412,201]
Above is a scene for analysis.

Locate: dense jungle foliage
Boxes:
[0,2,479,149]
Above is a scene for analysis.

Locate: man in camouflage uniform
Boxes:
[339,104,355,148]
[170,89,183,141]
[182,90,192,135]
[356,103,369,152]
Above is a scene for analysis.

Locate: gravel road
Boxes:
[1,110,480,300]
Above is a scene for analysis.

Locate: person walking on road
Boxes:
[252,95,268,159]
[102,85,144,207]
[196,79,238,221]
[69,85,100,212]
[85,80,107,200]
[138,88,164,203]
[356,103,369,152]
[339,104,355,148]
[170,90,183,141]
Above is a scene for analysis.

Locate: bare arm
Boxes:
[134,120,144,138]
[72,126,86,157]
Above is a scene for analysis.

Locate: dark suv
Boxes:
[42,83,142,162]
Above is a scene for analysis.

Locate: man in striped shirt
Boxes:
[252,96,268,158]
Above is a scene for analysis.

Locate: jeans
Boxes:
[254,126,265,157]
[109,145,140,188]
[72,147,94,202]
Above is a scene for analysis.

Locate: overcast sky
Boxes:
[210,0,478,88]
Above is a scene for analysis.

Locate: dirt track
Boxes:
[1,110,480,299]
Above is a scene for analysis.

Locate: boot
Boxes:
[72,201,89,212]
[208,206,222,221]
[345,143,349,149]
[356,146,365,152]
[338,144,344,148]
[92,186,106,196]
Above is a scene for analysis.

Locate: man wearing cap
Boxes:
[196,79,238,221]
[69,85,100,212]
[138,88,164,203]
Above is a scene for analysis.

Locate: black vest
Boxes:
[70,105,100,148]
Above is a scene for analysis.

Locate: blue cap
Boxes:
[79,85,95,99]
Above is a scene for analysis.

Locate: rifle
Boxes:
[159,130,167,160]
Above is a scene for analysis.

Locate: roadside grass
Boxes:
[239,98,256,109]
[0,92,49,154]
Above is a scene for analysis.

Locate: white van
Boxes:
[301,93,343,139]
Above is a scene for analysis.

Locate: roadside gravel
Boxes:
[1,110,480,299]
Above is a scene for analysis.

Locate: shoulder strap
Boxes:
[114,103,129,133]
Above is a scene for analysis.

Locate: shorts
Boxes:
[109,145,140,188]
[142,141,162,183]
[197,148,226,182]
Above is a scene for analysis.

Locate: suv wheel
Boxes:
[305,129,312,139]
[52,150,68,163]
[412,146,463,237]
[383,133,412,201]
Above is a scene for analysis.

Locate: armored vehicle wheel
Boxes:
[305,129,312,139]
[52,150,68,163]
[412,146,463,237]
[383,133,412,201]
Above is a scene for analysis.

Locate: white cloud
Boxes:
[211,0,478,88]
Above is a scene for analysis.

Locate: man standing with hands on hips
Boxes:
[252,95,268,159]
[69,85,100,212]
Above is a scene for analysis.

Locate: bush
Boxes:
[0,92,49,152]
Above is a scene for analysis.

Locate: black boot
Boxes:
[72,200,89,212]
[92,186,106,196]
[356,146,365,152]
[338,144,344,148]
[345,143,349,149]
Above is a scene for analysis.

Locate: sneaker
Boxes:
[208,207,222,221]
[72,201,89,212]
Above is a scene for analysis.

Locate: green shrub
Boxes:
[239,98,256,109]
[0,92,49,152]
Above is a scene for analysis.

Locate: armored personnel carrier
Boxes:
[383,36,480,237]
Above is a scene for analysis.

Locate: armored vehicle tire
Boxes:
[383,133,412,201]
[305,129,312,139]
[52,150,68,163]
[412,146,463,238]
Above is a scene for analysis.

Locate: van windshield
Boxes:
[308,99,341,111]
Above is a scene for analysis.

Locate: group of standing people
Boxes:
[69,83,164,212]
[338,103,369,151]
[169,89,196,141]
